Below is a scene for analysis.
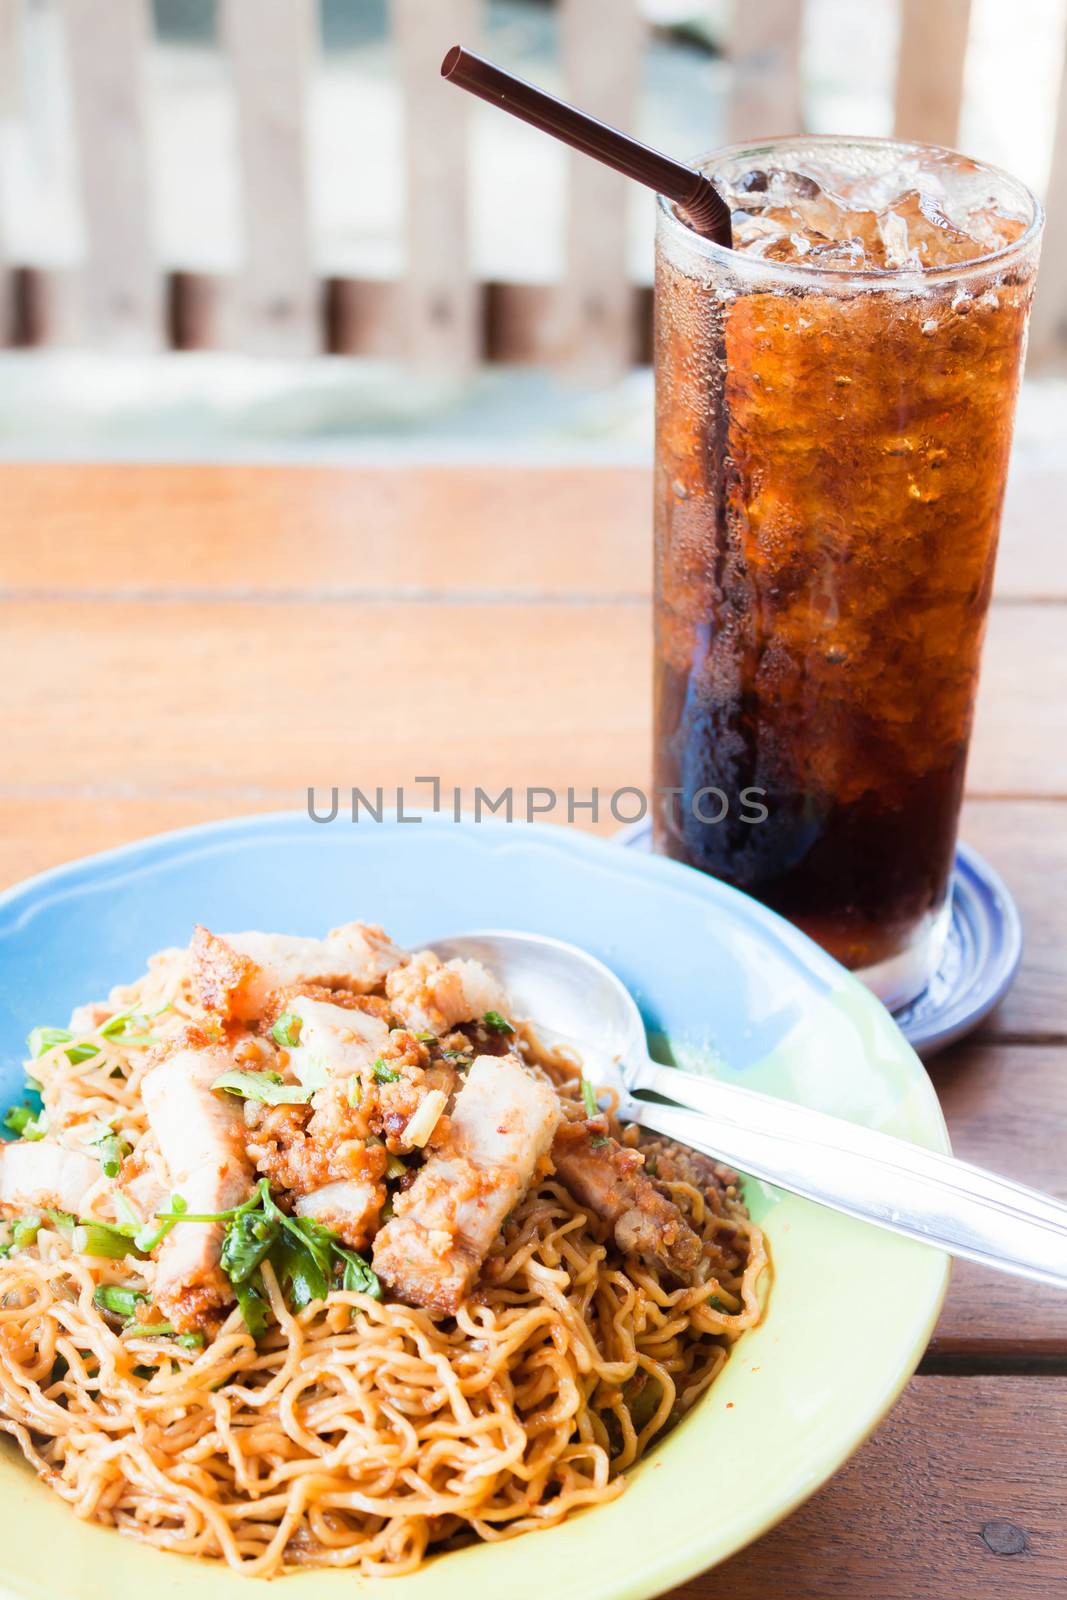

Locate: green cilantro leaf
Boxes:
[483,1010,515,1034]
[211,1069,314,1106]
[93,1284,149,1319]
[270,1012,303,1049]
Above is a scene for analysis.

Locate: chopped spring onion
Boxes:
[99,1010,155,1043]
[26,1026,100,1065]
[580,1078,599,1118]
[372,1059,400,1084]
[347,1075,362,1107]
[3,1104,48,1140]
[98,1011,132,1038]
[11,1217,41,1249]
[482,1010,515,1035]
[72,1222,139,1260]
[42,1208,75,1233]
[134,1193,187,1254]
[414,1030,436,1043]
[125,1322,205,1350]
[589,1136,610,1150]
[384,1153,408,1179]
[211,1069,315,1106]
[93,1284,149,1319]
[88,1129,132,1178]
[270,1012,303,1049]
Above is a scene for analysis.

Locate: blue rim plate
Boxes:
[0,814,949,1600]
[614,819,1021,1056]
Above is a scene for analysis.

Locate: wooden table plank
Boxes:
[970,608,1067,795]
[0,462,1058,601]
[670,1376,1067,1599]
[1,599,1064,799]
[0,465,651,598]
[963,800,1067,1041]
[928,1041,1067,1359]
[0,600,649,797]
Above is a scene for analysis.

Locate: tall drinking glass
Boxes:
[654,137,1042,1007]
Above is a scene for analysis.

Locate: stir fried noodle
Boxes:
[0,926,767,1576]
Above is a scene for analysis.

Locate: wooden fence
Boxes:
[2,0,1066,373]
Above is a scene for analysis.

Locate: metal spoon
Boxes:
[427,929,1067,1289]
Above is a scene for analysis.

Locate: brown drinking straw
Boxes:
[441,45,733,248]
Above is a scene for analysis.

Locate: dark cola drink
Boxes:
[653,138,1042,1005]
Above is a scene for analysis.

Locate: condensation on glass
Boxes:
[653,137,1043,1007]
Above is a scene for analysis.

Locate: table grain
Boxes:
[1,462,1064,1597]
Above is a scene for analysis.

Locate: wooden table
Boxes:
[2,463,1065,1596]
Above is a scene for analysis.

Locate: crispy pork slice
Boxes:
[0,1140,100,1215]
[228,924,407,1000]
[384,951,508,1036]
[287,994,390,1087]
[142,1043,254,1328]
[189,926,264,1023]
[121,1164,169,1224]
[294,1179,381,1245]
[551,1122,703,1275]
[192,922,408,1024]
[372,1053,560,1314]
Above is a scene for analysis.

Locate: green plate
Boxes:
[0,815,950,1597]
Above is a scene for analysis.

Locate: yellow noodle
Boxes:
[0,958,768,1577]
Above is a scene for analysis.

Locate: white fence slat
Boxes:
[0,0,16,342]
[893,0,972,146]
[59,0,162,349]
[222,0,318,356]
[0,0,18,117]
[393,0,480,371]
[729,0,804,141]
[556,0,643,379]
[1027,29,1067,367]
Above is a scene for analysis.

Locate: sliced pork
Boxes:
[0,1140,100,1215]
[192,922,408,1025]
[294,1179,381,1243]
[372,1053,560,1314]
[385,951,508,1036]
[286,994,390,1086]
[551,1121,703,1275]
[142,1043,255,1328]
